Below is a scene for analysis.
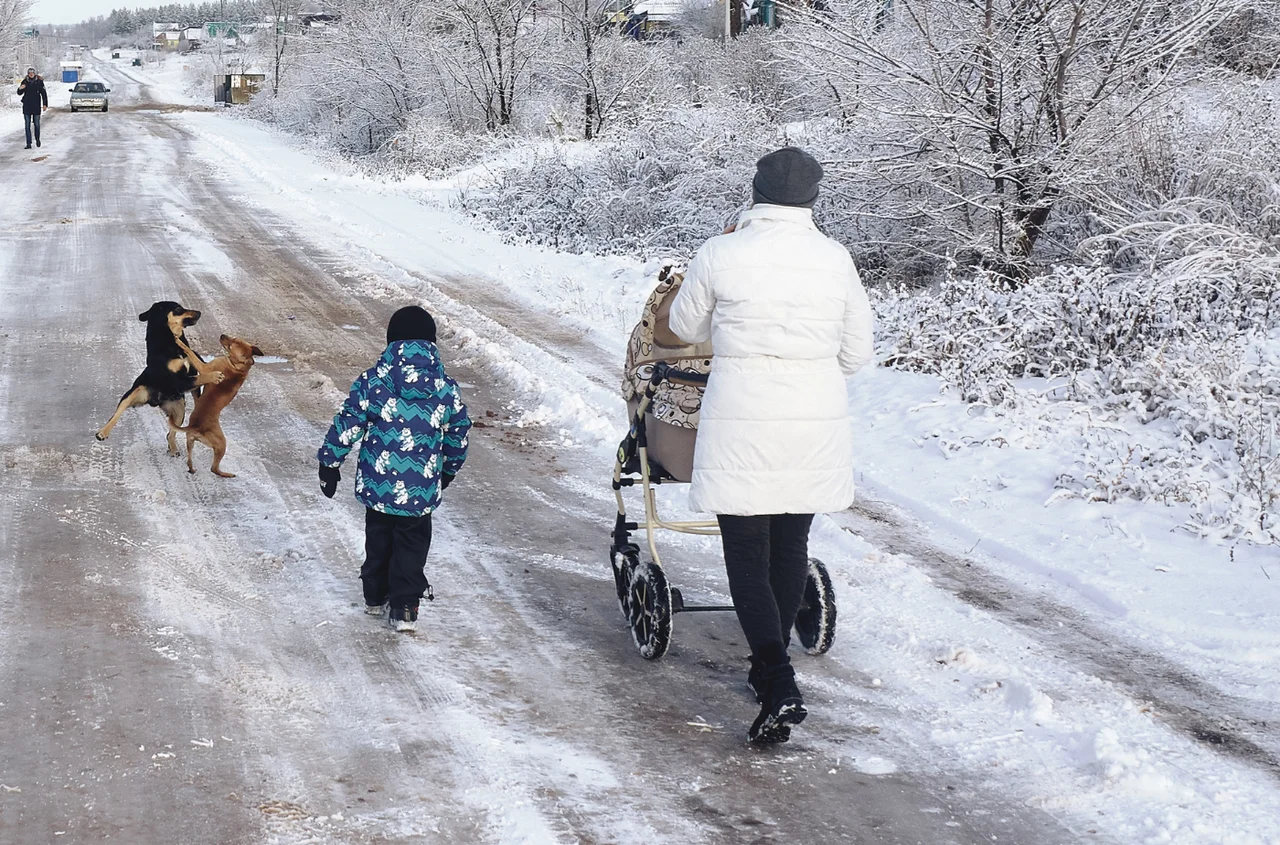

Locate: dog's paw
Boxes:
[211,372,227,384]
[94,431,107,441]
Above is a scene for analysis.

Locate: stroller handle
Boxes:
[650,362,709,389]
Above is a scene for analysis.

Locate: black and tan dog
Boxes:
[95,301,225,453]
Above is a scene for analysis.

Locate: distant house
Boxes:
[151,22,181,50]
[604,0,682,38]
[179,27,204,52]
[298,1,340,30]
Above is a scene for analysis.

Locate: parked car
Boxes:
[69,81,110,112]
[131,58,142,67]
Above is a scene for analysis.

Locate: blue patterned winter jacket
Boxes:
[317,341,471,517]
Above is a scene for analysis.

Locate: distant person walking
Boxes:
[17,67,48,150]
[668,146,875,743]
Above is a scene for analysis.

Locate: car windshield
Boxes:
[74,83,105,93]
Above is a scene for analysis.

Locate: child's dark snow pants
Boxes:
[716,513,815,666]
[362,509,432,610]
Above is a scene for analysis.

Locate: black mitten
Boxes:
[319,464,341,499]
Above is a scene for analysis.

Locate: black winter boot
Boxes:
[747,655,765,704]
[388,605,419,633]
[749,663,807,744]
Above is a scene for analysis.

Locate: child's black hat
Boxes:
[386,306,437,344]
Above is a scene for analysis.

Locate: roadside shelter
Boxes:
[213,72,266,105]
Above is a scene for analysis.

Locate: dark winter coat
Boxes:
[317,341,471,518]
[17,75,48,115]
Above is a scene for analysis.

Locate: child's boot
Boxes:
[389,605,419,633]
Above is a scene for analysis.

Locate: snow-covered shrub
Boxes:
[364,114,512,180]
[663,31,795,120]
[1204,3,1280,77]
[1102,77,1280,243]
[878,228,1280,542]
[455,102,778,259]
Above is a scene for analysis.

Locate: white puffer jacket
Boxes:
[668,204,874,516]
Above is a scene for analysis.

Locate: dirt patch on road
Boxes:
[112,103,220,114]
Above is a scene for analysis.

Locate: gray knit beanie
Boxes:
[751,146,824,208]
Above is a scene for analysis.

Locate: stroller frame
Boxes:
[610,364,838,660]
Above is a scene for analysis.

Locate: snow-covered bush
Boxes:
[1204,3,1280,76]
[878,228,1280,542]
[366,115,513,179]
[455,102,777,259]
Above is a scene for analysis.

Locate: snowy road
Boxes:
[1,59,1276,844]
[0,63,1089,845]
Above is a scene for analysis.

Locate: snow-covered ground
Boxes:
[11,55,1278,843]
[89,47,207,107]
[4,80,34,140]
[156,118,1280,845]
[1,103,22,139]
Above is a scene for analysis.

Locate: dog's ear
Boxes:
[138,310,151,322]
[251,346,265,357]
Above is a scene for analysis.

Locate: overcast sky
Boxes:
[29,0,117,25]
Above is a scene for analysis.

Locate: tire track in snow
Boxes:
[839,499,1280,779]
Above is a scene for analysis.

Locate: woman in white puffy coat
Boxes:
[669,146,874,744]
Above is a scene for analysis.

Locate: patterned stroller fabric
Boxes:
[621,267,712,482]
[622,266,713,429]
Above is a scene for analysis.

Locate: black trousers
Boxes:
[362,509,432,609]
[717,513,815,667]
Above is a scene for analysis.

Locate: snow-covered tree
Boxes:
[107,8,137,35]
[432,0,540,130]
[1,0,32,71]
[783,0,1245,276]
[545,0,661,139]
[263,0,303,95]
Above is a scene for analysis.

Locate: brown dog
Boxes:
[176,334,263,477]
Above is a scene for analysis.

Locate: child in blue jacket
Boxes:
[317,306,471,632]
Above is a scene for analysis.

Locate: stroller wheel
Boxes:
[627,561,672,660]
[610,544,639,619]
[794,558,838,655]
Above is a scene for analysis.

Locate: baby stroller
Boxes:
[610,267,839,660]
